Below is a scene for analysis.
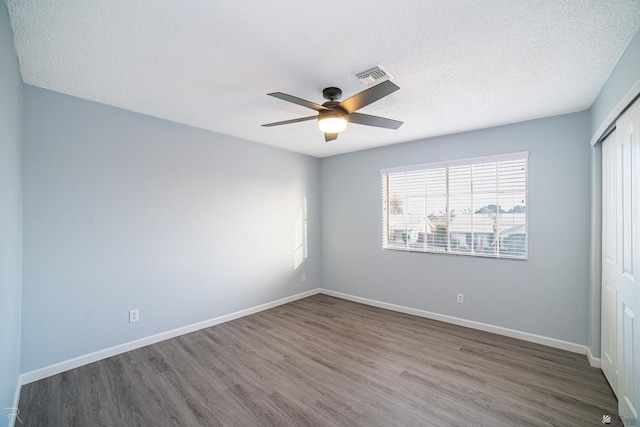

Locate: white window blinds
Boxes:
[381,152,528,259]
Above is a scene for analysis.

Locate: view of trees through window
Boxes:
[382,153,528,259]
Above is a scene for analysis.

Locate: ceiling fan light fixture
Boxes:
[318,112,347,133]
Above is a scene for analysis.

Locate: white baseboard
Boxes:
[318,289,589,356]
[19,286,597,387]
[8,378,22,427]
[19,289,321,386]
[587,347,602,368]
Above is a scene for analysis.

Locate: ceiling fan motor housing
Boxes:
[318,108,346,120]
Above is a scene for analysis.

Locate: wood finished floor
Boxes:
[18,294,620,426]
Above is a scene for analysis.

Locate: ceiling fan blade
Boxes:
[324,132,338,142]
[262,115,317,127]
[338,80,400,114]
[348,112,403,130]
[267,92,329,111]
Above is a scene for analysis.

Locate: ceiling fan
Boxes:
[262,80,403,142]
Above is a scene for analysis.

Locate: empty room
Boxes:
[2,1,640,426]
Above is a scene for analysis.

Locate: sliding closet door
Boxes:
[603,97,640,425]
[615,98,640,425]
[601,128,618,395]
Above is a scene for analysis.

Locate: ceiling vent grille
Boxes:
[355,66,393,85]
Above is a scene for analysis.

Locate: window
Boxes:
[381,152,528,259]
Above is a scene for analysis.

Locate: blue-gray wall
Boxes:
[591,27,640,142]
[321,111,592,345]
[21,86,320,372]
[0,3,23,426]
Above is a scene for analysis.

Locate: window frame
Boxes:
[381,152,529,260]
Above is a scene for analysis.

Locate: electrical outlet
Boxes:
[129,309,139,323]
[301,273,307,282]
[457,293,464,304]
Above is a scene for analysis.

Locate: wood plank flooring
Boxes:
[18,294,620,426]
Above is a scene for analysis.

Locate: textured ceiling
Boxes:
[6,0,640,157]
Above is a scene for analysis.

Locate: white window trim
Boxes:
[380,152,529,175]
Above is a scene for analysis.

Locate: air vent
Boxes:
[355,66,393,85]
